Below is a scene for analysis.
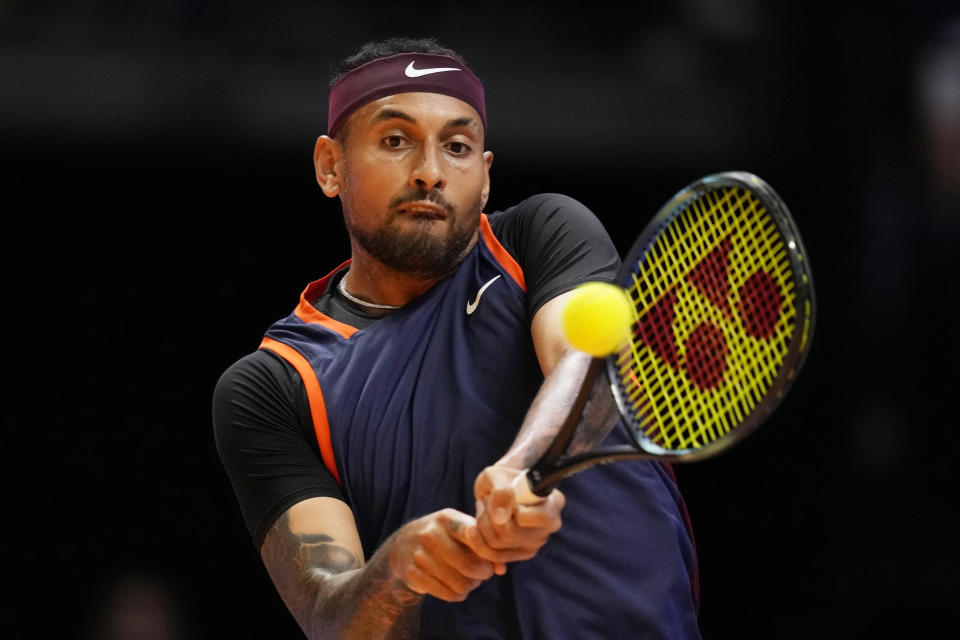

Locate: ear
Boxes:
[480,150,494,210]
[314,135,342,198]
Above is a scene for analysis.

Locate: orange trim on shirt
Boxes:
[259,336,341,485]
[479,213,526,292]
[293,259,358,339]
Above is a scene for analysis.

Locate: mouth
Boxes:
[396,200,449,220]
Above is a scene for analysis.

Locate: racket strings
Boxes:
[616,187,798,452]
[623,189,746,448]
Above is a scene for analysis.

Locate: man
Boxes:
[213,37,700,639]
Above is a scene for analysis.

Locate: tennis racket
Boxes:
[512,171,815,504]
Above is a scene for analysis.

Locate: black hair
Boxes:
[328,37,469,88]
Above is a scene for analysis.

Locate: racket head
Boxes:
[608,171,815,461]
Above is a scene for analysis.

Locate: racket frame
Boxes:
[522,171,816,497]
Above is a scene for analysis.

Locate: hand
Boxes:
[386,509,497,602]
[469,466,565,567]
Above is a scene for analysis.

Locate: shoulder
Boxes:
[214,348,301,400]
[484,194,620,318]
[212,349,306,444]
[488,193,595,231]
[488,193,606,259]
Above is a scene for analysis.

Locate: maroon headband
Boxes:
[327,52,486,136]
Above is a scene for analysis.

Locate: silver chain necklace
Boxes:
[337,276,401,310]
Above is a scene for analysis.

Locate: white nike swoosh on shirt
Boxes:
[404,61,462,78]
[466,275,502,315]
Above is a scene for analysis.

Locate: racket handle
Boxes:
[511,470,545,505]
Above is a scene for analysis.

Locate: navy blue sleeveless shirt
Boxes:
[216,197,701,638]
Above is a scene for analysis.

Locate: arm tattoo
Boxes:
[261,511,422,640]
[297,533,362,576]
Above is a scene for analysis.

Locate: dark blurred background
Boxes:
[6,1,960,638]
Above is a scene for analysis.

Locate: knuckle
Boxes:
[474,470,492,494]
[417,529,433,546]
[411,549,426,568]
[446,587,469,603]
[460,578,482,597]
[404,568,429,594]
[435,588,457,603]
[439,508,459,521]
[468,558,494,580]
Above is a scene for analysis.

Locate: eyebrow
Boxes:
[371,109,478,131]
[372,109,416,124]
[447,117,476,129]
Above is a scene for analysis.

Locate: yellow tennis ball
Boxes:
[562,282,633,357]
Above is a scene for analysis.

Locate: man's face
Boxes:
[332,92,492,280]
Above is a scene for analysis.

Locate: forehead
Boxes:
[347,92,485,134]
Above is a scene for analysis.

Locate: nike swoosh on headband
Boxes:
[405,61,462,78]
[466,275,502,315]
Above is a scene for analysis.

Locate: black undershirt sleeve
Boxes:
[488,192,622,317]
[213,193,621,547]
[212,348,345,547]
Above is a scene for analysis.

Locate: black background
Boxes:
[6,2,960,638]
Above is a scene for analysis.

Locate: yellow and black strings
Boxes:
[614,187,798,452]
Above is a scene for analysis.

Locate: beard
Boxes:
[344,189,481,280]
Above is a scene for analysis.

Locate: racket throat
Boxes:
[529,445,645,495]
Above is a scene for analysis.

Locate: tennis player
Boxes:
[213,36,701,639]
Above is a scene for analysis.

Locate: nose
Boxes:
[409,144,446,192]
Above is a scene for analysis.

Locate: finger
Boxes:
[474,465,523,503]
[430,512,497,581]
[455,506,507,561]
[472,503,543,562]
[486,486,516,526]
[456,512,509,571]
[471,542,540,564]
[405,564,469,602]
[475,499,543,551]
[412,546,484,599]
[434,540,496,582]
[447,517,497,565]
[474,499,510,549]
[474,467,494,500]
[514,489,565,530]
[479,497,528,542]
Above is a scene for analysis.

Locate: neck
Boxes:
[342,250,444,309]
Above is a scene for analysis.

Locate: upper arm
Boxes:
[212,350,346,546]
[530,289,578,375]
[261,497,366,567]
[488,194,620,375]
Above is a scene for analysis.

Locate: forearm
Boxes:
[497,348,619,470]
[261,512,422,640]
[496,348,591,469]
[323,538,424,640]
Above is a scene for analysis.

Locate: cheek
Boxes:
[341,163,392,208]
[456,168,489,208]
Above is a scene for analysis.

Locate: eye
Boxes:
[383,135,409,149]
[446,141,471,155]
